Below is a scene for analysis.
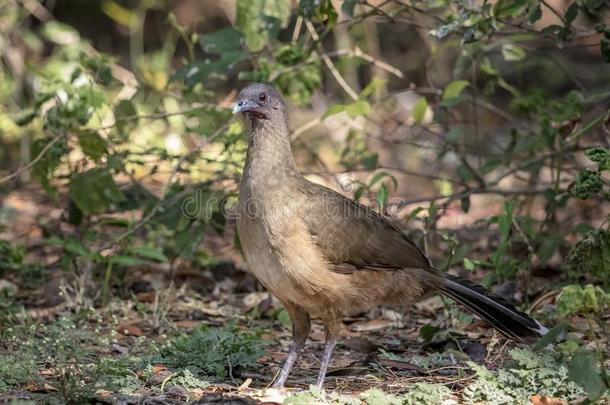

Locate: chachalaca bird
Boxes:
[233,83,548,389]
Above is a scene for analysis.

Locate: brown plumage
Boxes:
[233,83,547,389]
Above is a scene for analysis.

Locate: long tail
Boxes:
[440,275,548,343]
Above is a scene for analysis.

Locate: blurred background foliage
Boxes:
[0,0,609,398]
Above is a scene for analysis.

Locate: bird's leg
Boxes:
[315,319,341,389]
[315,337,337,389]
[272,302,310,388]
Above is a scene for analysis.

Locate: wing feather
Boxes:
[297,180,432,273]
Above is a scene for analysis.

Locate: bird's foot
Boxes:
[271,380,285,389]
[257,387,290,403]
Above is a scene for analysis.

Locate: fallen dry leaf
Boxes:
[239,377,253,390]
[174,319,203,329]
[136,364,167,379]
[42,383,57,392]
[351,319,393,332]
[116,323,144,337]
[342,336,379,354]
[530,395,568,405]
[136,291,157,302]
[95,389,113,397]
[147,369,173,386]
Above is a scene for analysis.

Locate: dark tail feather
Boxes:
[440,275,548,343]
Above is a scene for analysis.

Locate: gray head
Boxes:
[232,83,287,125]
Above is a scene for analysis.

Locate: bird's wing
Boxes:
[297,179,432,273]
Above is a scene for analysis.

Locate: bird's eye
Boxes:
[259,93,267,102]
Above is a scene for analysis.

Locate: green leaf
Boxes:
[568,351,607,400]
[501,43,526,62]
[493,0,528,18]
[377,183,388,210]
[407,207,424,222]
[299,0,337,25]
[78,131,108,162]
[412,97,428,123]
[359,78,386,99]
[528,4,543,23]
[585,147,610,171]
[533,323,569,351]
[602,35,610,63]
[198,27,243,53]
[114,99,137,135]
[69,168,125,214]
[556,284,609,317]
[110,255,149,267]
[442,80,469,102]
[419,324,441,342]
[11,109,37,126]
[463,258,475,271]
[236,0,291,51]
[353,185,365,202]
[567,229,610,285]
[63,238,95,258]
[368,171,398,189]
[345,100,371,117]
[125,246,168,262]
[175,25,248,86]
[115,99,137,119]
[174,52,247,86]
[565,3,579,24]
[570,169,602,199]
[323,103,347,118]
[323,100,370,118]
[41,21,80,45]
[362,153,378,170]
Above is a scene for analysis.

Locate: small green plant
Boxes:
[0,352,39,391]
[94,356,146,394]
[403,383,452,405]
[463,348,586,404]
[554,284,610,401]
[167,368,209,390]
[160,323,266,379]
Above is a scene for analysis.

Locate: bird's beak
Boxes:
[232,99,257,115]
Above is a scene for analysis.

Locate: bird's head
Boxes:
[232,83,286,125]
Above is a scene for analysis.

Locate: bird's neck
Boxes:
[243,119,301,187]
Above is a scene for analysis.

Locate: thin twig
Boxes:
[100,105,229,130]
[0,133,64,184]
[99,122,229,251]
[269,47,404,81]
[390,187,549,210]
[339,47,404,78]
[291,15,303,44]
[361,0,396,22]
[413,87,536,134]
[290,117,322,141]
[540,0,567,25]
[305,21,359,101]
